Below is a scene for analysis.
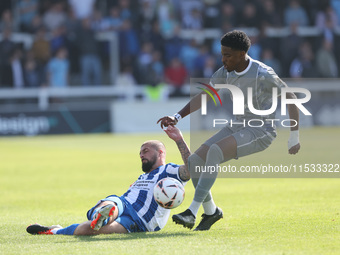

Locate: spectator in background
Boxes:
[150,50,165,84]
[280,23,303,77]
[316,5,338,45]
[290,41,318,78]
[43,2,67,32]
[0,9,15,32]
[237,2,261,29]
[261,48,282,76]
[316,4,338,29]
[182,8,203,30]
[50,26,69,55]
[220,2,237,29]
[179,0,203,29]
[179,39,199,75]
[164,57,187,97]
[76,18,102,86]
[68,0,96,20]
[156,0,175,25]
[16,0,38,32]
[145,21,165,54]
[24,50,42,87]
[316,39,338,78]
[284,0,309,26]
[91,9,108,32]
[29,14,44,34]
[261,0,282,27]
[116,64,136,86]
[119,0,133,21]
[136,42,153,84]
[193,44,210,77]
[31,28,50,85]
[203,0,220,28]
[144,51,168,102]
[47,47,69,87]
[116,64,137,101]
[0,28,16,68]
[164,25,183,63]
[119,19,140,63]
[201,56,216,78]
[247,35,262,61]
[0,47,25,88]
[105,6,123,31]
[331,0,340,25]
[160,12,179,39]
[138,0,156,37]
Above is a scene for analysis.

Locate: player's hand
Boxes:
[288,130,300,155]
[164,125,183,142]
[157,116,177,129]
[288,143,300,155]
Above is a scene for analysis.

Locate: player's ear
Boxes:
[239,50,246,58]
[159,149,166,157]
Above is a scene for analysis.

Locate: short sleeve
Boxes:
[209,66,226,88]
[165,163,187,185]
[262,68,287,97]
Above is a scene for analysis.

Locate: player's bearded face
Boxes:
[141,153,158,172]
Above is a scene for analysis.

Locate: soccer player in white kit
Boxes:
[158,30,301,231]
[26,126,191,235]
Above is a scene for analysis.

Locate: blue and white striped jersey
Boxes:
[121,163,186,231]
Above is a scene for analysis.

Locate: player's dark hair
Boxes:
[220,30,251,52]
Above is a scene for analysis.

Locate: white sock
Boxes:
[202,198,217,215]
[51,226,63,234]
[188,200,201,217]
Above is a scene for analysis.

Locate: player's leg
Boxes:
[90,201,118,230]
[173,127,234,228]
[194,135,237,205]
[59,197,129,235]
[189,136,236,230]
[189,148,213,201]
[73,219,127,235]
[27,197,123,236]
[193,127,275,230]
[173,139,233,229]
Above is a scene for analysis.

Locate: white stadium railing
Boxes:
[0,79,339,110]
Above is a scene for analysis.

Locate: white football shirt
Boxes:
[121,163,186,231]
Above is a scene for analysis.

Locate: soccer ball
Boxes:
[153,177,185,209]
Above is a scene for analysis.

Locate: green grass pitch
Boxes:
[0,127,339,255]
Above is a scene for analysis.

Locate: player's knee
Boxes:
[207,144,224,164]
[188,153,205,175]
[195,144,209,161]
[73,222,94,236]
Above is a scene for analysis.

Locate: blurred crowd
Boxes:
[0,0,340,96]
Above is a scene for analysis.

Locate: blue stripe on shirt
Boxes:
[142,197,159,223]
[122,189,131,197]
[132,190,147,212]
[146,167,160,180]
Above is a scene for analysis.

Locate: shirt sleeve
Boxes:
[263,67,287,97]
[165,163,187,185]
[209,66,226,88]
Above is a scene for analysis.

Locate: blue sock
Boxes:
[56,224,80,235]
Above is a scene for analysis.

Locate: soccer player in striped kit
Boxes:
[27,125,191,235]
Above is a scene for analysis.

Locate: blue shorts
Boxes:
[86,195,147,233]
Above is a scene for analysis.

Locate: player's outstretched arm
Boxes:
[286,92,301,155]
[164,125,191,181]
[157,92,206,128]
